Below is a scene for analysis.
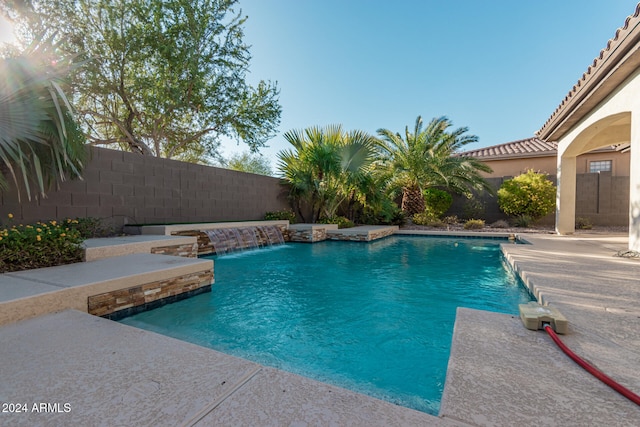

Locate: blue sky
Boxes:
[1,2,637,168]
[222,0,638,167]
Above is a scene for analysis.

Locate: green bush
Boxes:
[412,211,445,227]
[443,215,459,225]
[423,188,452,218]
[318,216,355,229]
[67,217,115,238]
[498,170,556,221]
[462,198,485,220]
[464,219,485,230]
[358,199,405,226]
[513,215,533,228]
[264,209,297,223]
[576,217,593,230]
[0,216,84,273]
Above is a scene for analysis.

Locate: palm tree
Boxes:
[376,116,492,216]
[277,125,377,222]
[0,38,86,201]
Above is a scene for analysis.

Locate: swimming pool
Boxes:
[120,236,533,415]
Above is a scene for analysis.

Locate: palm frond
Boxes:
[0,35,86,201]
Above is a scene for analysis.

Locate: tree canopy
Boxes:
[277,125,378,223]
[376,116,492,216]
[1,0,281,161]
[224,151,273,176]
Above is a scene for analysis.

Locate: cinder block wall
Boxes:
[0,146,290,229]
[449,173,629,226]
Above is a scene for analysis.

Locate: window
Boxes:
[589,160,612,173]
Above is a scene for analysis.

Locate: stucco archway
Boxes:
[556,112,631,237]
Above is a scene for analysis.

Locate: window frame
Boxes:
[589,160,612,173]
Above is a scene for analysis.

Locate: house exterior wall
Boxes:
[479,156,557,178]
[478,151,629,178]
[0,146,290,230]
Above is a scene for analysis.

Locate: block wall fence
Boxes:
[0,146,290,229]
[449,173,629,227]
[0,147,629,228]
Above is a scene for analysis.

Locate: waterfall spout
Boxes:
[204,226,285,255]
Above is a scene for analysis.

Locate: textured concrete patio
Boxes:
[1,232,639,425]
[441,233,640,426]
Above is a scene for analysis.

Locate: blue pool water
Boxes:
[120,236,533,414]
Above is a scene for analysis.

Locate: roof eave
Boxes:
[537,6,640,141]
[469,152,557,161]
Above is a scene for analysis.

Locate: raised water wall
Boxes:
[126,222,400,256]
[127,220,290,255]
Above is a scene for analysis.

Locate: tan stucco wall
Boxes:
[576,151,630,175]
[554,67,640,249]
[480,151,629,178]
[480,156,557,178]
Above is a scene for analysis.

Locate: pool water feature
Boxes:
[120,236,533,415]
[203,225,285,255]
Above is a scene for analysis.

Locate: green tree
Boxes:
[498,170,556,220]
[2,0,281,161]
[376,116,492,216]
[0,38,85,201]
[224,151,272,176]
[277,125,378,223]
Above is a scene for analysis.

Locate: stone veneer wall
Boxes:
[150,242,198,258]
[285,228,327,243]
[327,227,397,242]
[88,270,213,319]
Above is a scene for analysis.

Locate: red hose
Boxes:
[544,325,640,406]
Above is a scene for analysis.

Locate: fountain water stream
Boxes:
[204,225,285,255]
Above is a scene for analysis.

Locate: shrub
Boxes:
[318,216,355,229]
[412,210,444,227]
[359,199,405,226]
[462,198,485,220]
[264,209,297,223]
[464,219,485,230]
[67,217,115,238]
[513,215,533,228]
[443,215,459,225]
[498,170,556,221]
[576,217,593,230]
[423,188,452,218]
[0,217,84,273]
[489,219,510,229]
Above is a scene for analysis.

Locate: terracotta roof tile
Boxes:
[461,138,557,160]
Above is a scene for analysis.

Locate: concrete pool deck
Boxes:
[1,232,639,425]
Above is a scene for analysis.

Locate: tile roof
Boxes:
[537,4,640,140]
[460,138,557,160]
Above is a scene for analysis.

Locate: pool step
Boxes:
[0,253,213,326]
[83,235,198,261]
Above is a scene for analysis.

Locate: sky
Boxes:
[1,2,638,169]
[221,0,639,168]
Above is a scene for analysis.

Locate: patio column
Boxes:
[630,112,640,251]
[556,154,576,235]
